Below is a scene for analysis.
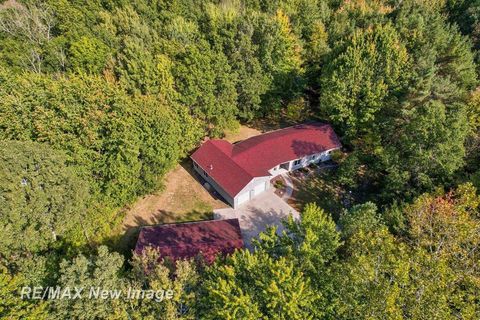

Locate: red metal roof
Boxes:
[135,219,244,264]
[190,140,255,197]
[191,122,341,197]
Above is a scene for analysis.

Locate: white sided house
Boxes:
[191,122,342,208]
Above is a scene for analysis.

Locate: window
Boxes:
[310,155,316,160]
[293,159,301,166]
[204,171,209,178]
[193,162,198,168]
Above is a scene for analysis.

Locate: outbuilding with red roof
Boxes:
[191,122,341,208]
[135,219,244,264]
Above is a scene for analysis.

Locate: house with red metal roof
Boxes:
[135,219,244,264]
[191,122,341,208]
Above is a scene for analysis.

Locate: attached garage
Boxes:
[234,178,270,208]
[253,182,266,196]
[191,123,342,208]
[236,191,250,207]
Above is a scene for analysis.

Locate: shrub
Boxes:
[274,180,285,189]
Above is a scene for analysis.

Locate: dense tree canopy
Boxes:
[320,1,478,202]
[1,0,480,318]
[0,140,88,256]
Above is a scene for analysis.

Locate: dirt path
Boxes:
[122,162,227,231]
[115,125,262,251]
[121,125,262,229]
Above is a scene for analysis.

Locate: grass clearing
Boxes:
[224,125,262,143]
[288,169,348,221]
[115,161,229,252]
[121,124,263,230]
[114,125,264,252]
[121,161,227,229]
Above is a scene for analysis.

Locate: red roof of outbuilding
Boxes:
[191,122,341,197]
[135,219,244,264]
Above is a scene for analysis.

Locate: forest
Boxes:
[0,0,479,319]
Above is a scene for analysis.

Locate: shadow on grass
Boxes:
[109,209,213,258]
[289,169,348,222]
[179,159,229,206]
[105,159,228,257]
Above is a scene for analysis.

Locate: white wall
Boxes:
[289,148,339,171]
[268,164,285,176]
[193,147,339,208]
[233,176,271,208]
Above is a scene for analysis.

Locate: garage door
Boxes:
[237,191,250,206]
[253,182,266,196]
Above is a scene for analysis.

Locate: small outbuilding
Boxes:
[135,219,244,264]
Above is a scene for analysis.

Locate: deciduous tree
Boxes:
[0,141,88,256]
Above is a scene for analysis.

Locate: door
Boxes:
[237,191,249,206]
[253,182,265,196]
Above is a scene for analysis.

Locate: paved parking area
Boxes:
[213,189,300,249]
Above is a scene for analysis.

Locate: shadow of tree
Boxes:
[290,125,339,157]
[110,209,214,257]
[289,170,345,222]
[218,205,295,250]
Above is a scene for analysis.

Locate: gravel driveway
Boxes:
[213,189,300,249]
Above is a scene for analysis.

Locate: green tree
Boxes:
[129,247,199,319]
[0,263,49,319]
[0,70,191,205]
[322,4,478,203]
[0,141,89,256]
[402,184,480,318]
[200,249,319,319]
[320,23,409,142]
[201,4,270,121]
[327,0,392,44]
[282,203,340,275]
[446,0,480,68]
[173,42,238,136]
[69,36,110,74]
[304,20,330,86]
[332,202,409,319]
[0,70,196,242]
[51,246,127,319]
[339,202,383,239]
[0,2,57,73]
[254,9,305,116]
[378,3,477,200]
[116,37,176,96]
[334,225,410,319]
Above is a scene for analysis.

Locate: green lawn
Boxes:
[289,169,350,221]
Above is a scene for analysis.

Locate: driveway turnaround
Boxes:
[213,189,300,249]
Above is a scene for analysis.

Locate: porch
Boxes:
[269,161,291,177]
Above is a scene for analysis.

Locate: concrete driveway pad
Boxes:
[213,189,299,249]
